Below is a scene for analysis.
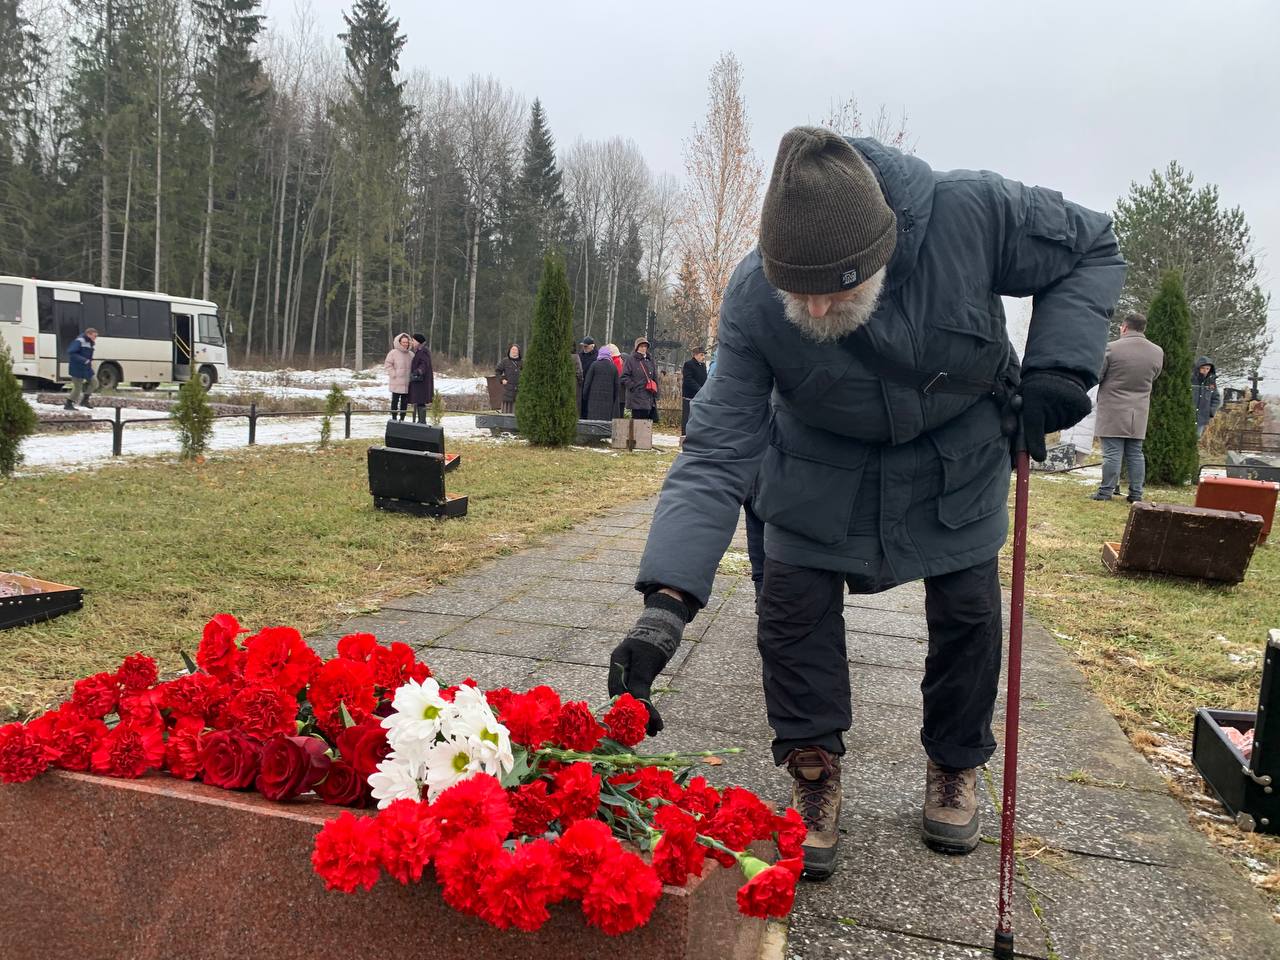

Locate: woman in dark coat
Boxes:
[408,333,435,423]
[620,336,659,420]
[581,345,620,421]
[496,344,522,414]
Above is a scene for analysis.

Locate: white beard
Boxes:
[778,268,886,342]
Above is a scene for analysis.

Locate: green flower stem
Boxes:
[534,747,742,769]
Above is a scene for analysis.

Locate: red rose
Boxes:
[773,807,807,859]
[736,857,802,919]
[158,672,229,724]
[433,827,504,916]
[336,720,391,780]
[510,780,556,837]
[197,613,246,683]
[90,722,165,778]
[200,729,262,789]
[311,810,382,893]
[116,652,159,693]
[225,683,297,739]
[495,685,562,748]
[256,735,332,801]
[0,722,53,783]
[553,701,605,752]
[652,804,706,887]
[314,759,369,807]
[71,672,120,719]
[479,838,563,932]
[164,718,205,780]
[242,626,322,694]
[337,632,379,662]
[554,819,618,897]
[370,642,430,693]
[581,849,663,936]
[602,693,648,747]
[375,797,439,884]
[307,658,376,740]
[551,762,601,827]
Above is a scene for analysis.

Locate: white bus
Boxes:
[0,276,229,392]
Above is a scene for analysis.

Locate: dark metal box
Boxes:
[0,574,84,630]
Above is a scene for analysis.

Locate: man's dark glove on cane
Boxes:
[1015,369,1092,462]
[608,591,689,736]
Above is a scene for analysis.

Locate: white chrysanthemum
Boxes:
[447,685,514,777]
[383,676,449,747]
[422,735,483,801]
[368,756,423,809]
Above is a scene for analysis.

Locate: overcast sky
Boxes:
[268,0,1280,383]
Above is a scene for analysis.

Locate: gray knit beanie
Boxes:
[760,127,897,295]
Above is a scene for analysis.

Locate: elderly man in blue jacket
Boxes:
[64,327,98,410]
[609,128,1124,879]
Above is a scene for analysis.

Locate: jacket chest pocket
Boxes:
[929,404,1009,531]
[922,300,1007,381]
[754,435,867,547]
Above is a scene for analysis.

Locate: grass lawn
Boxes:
[0,439,673,720]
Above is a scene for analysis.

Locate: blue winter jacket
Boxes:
[67,334,95,381]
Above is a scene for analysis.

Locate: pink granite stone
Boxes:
[0,771,764,960]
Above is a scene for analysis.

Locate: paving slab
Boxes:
[432,616,568,659]
[486,596,617,630]
[381,590,504,618]
[420,647,537,690]
[783,920,992,959]
[314,611,468,650]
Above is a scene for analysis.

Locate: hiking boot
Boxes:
[786,746,842,880]
[63,401,75,411]
[922,760,980,854]
[80,400,92,409]
[1127,494,1142,503]
[1089,491,1112,501]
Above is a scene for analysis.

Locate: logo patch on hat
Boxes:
[839,268,859,289]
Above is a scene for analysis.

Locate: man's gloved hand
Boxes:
[608,591,690,736]
[1017,369,1091,462]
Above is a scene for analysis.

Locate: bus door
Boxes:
[173,313,193,381]
[55,301,83,378]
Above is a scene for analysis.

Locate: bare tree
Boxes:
[563,138,606,338]
[679,51,763,348]
[820,94,915,154]
[598,137,649,343]
[641,172,681,334]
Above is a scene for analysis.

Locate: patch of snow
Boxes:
[214,366,485,403]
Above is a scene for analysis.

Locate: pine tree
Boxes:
[0,344,37,476]
[515,99,566,256]
[1143,272,1199,486]
[515,253,577,446]
[319,382,347,448]
[171,375,214,460]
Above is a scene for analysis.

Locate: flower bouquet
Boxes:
[0,615,805,936]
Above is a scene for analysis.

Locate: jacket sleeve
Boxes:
[988,177,1127,388]
[1211,383,1222,416]
[67,338,82,362]
[635,296,774,608]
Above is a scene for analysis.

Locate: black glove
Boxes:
[1017,369,1091,462]
[608,591,689,736]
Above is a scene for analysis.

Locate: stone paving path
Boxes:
[312,498,1280,959]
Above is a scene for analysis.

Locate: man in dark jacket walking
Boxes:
[607,129,1124,879]
[1192,356,1221,438]
[681,346,708,434]
[64,328,98,410]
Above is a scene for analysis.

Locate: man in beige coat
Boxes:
[1091,312,1164,501]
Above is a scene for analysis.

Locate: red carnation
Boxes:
[376,798,439,884]
[581,848,663,936]
[736,857,803,918]
[336,720,391,780]
[677,775,721,816]
[225,683,298,740]
[158,672,229,724]
[197,613,246,683]
[90,722,165,779]
[495,685,562,748]
[117,688,163,727]
[307,658,376,739]
[256,735,331,801]
[484,687,515,716]
[551,762,601,826]
[553,700,605,752]
[314,759,370,808]
[430,773,514,843]
[116,653,159,693]
[337,632,379,662]
[164,718,205,780]
[199,729,262,789]
[0,722,53,783]
[652,804,706,887]
[242,626,322,694]
[611,766,681,803]
[555,818,618,897]
[602,693,648,747]
[510,779,557,837]
[774,807,808,860]
[71,672,120,719]
[479,838,563,932]
[311,810,382,893]
[370,642,431,693]
[49,714,108,772]
[433,827,503,916]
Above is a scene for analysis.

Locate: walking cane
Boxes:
[994,410,1030,960]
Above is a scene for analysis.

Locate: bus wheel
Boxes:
[139,382,160,391]
[96,363,122,391]
[197,366,217,390]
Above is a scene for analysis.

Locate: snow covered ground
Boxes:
[213,366,486,404]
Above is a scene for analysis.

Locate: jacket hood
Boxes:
[596,346,614,360]
[394,332,412,350]
[1195,356,1216,376]
[851,138,936,294]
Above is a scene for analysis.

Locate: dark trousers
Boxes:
[390,393,408,420]
[681,398,693,432]
[757,556,1002,768]
[413,404,427,423]
[743,499,765,597]
[630,406,655,420]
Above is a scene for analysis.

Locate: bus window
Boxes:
[198,313,224,346]
[0,283,20,323]
[105,296,121,316]
[81,293,105,329]
[105,311,139,339]
[139,300,170,340]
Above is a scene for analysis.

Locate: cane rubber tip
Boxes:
[993,930,1015,959]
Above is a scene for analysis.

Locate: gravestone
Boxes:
[1030,442,1076,472]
